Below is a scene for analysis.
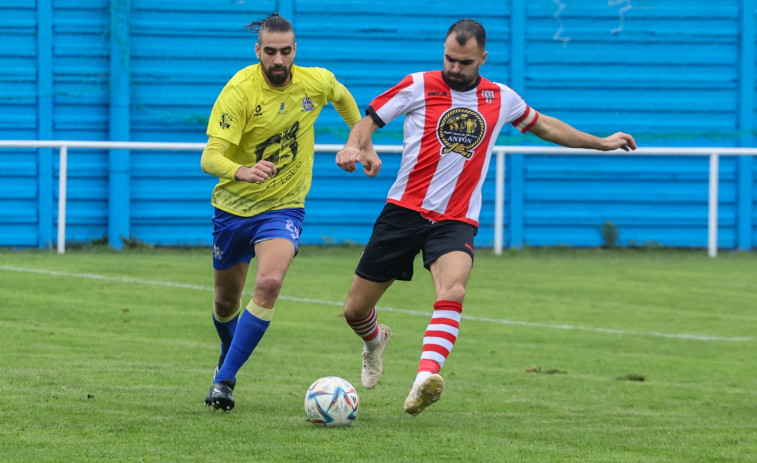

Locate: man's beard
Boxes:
[443,70,475,91]
[264,65,291,86]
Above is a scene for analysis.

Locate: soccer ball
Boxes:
[304,376,359,427]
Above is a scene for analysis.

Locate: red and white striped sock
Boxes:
[346,307,382,351]
[417,300,462,379]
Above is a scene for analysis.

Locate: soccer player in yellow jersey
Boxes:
[201,12,361,411]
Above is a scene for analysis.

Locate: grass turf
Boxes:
[0,246,755,462]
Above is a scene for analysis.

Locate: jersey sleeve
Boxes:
[366,73,419,128]
[499,85,540,133]
[206,82,247,145]
[329,79,362,128]
[200,136,238,180]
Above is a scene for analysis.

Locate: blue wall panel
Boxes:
[0,2,38,246]
[0,0,755,250]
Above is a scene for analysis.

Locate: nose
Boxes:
[273,52,284,65]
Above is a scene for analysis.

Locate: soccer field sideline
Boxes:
[2,263,751,343]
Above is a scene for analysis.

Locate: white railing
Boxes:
[1,140,756,257]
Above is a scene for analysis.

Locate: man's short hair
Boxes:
[446,19,486,51]
[246,12,294,41]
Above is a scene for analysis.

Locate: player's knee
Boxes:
[442,283,466,303]
[214,297,240,318]
[254,274,284,299]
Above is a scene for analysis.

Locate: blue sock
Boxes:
[212,311,240,364]
[214,308,271,383]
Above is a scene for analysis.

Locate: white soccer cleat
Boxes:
[361,324,392,389]
[403,374,444,417]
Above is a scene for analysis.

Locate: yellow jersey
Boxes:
[204,64,361,216]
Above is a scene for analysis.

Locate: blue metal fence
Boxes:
[0,0,754,250]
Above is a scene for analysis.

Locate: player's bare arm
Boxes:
[336,116,382,177]
[234,160,277,183]
[528,113,637,152]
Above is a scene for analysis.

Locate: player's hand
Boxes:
[336,146,382,177]
[234,160,277,183]
[336,146,361,173]
[359,149,382,177]
[601,132,637,152]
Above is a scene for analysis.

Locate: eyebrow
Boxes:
[445,54,474,65]
[263,46,293,53]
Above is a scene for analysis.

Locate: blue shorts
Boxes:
[211,208,305,271]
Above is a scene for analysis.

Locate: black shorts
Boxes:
[355,203,478,282]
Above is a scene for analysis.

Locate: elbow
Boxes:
[200,154,212,175]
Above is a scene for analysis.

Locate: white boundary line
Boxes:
[1,265,752,342]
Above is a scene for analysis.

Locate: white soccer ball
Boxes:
[304,376,359,427]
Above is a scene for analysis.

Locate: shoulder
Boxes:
[293,65,337,86]
[479,75,518,97]
[225,64,262,89]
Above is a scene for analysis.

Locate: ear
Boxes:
[255,43,261,60]
[480,50,488,65]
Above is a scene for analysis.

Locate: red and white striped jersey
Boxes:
[369,70,538,226]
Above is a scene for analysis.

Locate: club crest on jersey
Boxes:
[301,96,315,112]
[482,90,495,104]
[219,113,232,129]
[437,108,485,158]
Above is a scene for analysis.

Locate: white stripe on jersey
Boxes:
[387,73,426,202]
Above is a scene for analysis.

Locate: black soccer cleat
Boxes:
[203,376,236,406]
[205,379,236,412]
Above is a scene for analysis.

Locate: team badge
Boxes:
[437,108,486,159]
[301,96,315,112]
[482,90,495,104]
[219,113,232,129]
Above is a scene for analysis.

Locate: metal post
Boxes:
[494,151,505,255]
[708,153,719,258]
[57,146,68,254]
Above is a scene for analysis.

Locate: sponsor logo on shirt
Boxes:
[482,90,495,104]
[219,113,232,129]
[253,105,263,117]
[437,108,485,159]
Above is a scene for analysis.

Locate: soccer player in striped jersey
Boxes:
[200,13,361,411]
[336,18,636,417]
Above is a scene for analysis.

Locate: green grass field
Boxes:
[1,246,755,462]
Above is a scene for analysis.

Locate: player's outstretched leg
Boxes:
[403,374,444,417]
[361,324,392,389]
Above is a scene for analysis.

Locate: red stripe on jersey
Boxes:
[443,85,502,220]
[399,73,451,207]
[369,74,414,113]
